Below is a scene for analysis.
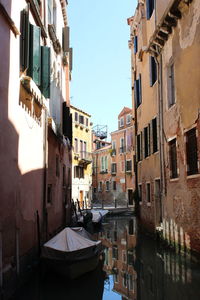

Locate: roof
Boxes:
[70,105,91,117]
[118,107,132,118]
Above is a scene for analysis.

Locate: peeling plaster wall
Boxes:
[162,0,200,252]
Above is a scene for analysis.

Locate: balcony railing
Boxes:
[79,151,92,166]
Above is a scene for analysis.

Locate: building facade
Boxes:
[128,0,200,253]
[92,107,135,208]
[110,107,135,207]
[0,0,72,295]
[71,105,92,209]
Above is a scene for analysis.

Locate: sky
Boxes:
[68,0,137,138]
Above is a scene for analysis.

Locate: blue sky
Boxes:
[68,0,137,138]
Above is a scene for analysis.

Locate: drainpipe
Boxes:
[155,53,165,225]
[124,129,127,206]
[43,108,48,241]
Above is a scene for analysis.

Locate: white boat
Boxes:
[90,209,109,223]
[41,227,102,279]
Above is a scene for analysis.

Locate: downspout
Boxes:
[155,53,165,225]
[43,108,48,242]
[124,129,127,206]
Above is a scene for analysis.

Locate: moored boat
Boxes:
[41,227,102,279]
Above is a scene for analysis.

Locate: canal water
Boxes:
[11,215,200,300]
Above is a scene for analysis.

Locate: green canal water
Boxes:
[11,216,200,300]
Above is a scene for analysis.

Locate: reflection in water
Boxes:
[11,216,200,300]
[100,216,200,300]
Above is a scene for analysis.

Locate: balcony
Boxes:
[78,151,92,166]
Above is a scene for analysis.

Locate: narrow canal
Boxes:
[11,215,200,300]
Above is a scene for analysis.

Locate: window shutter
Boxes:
[28,24,41,86]
[40,46,50,98]
[134,36,138,54]
[20,6,30,72]
[146,0,151,19]
[148,123,151,156]
[138,74,142,105]
[140,131,143,160]
[150,56,157,86]
[69,48,73,71]
[63,26,70,52]
[62,103,72,143]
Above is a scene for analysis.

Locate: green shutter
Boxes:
[41,46,50,98]
[28,24,41,86]
[20,6,30,72]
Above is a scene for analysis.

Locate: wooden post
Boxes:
[16,228,20,276]
[36,211,41,256]
[0,231,3,290]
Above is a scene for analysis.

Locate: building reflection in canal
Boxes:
[100,216,200,300]
[11,216,200,300]
[99,217,137,299]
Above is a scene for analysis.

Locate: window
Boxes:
[106,181,109,191]
[121,161,125,172]
[123,273,127,288]
[105,156,108,171]
[186,128,198,175]
[137,134,141,162]
[83,141,87,158]
[120,117,124,127]
[101,156,108,172]
[149,56,157,86]
[152,117,158,153]
[146,183,151,202]
[53,0,57,30]
[86,118,89,126]
[113,272,119,283]
[122,250,127,263]
[56,155,60,177]
[126,160,132,172]
[111,163,117,174]
[144,127,149,158]
[146,0,154,20]
[75,112,78,122]
[113,181,116,190]
[74,138,78,153]
[112,141,116,149]
[126,114,131,124]
[79,115,84,124]
[48,0,52,24]
[74,166,84,179]
[112,246,118,259]
[129,219,134,235]
[120,138,125,153]
[80,140,83,158]
[134,74,142,108]
[167,63,175,107]
[134,36,138,54]
[99,181,103,192]
[112,141,116,156]
[169,139,178,178]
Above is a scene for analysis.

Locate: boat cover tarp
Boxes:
[91,209,109,223]
[42,227,101,262]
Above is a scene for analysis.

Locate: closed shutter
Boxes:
[148,123,151,156]
[138,74,142,105]
[140,131,143,160]
[20,6,30,72]
[28,24,41,86]
[40,46,50,98]
[150,56,157,86]
[69,48,73,71]
[62,103,72,143]
[134,36,138,54]
[63,26,70,52]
